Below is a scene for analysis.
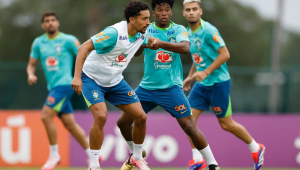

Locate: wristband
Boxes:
[204,70,209,76]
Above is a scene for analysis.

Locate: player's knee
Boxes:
[62,121,75,131]
[133,113,147,126]
[220,121,234,132]
[41,110,51,122]
[94,113,107,127]
[182,123,196,136]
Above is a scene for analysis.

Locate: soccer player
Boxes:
[26,12,101,170]
[182,0,266,170]
[117,1,220,170]
[71,1,153,170]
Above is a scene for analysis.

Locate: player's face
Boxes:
[183,2,202,23]
[42,16,60,34]
[132,10,150,34]
[152,3,172,26]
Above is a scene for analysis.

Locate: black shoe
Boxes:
[209,164,220,170]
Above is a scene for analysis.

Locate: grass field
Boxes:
[1,168,300,170]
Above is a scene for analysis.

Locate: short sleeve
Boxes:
[90,27,118,54]
[30,38,40,59]
[67,35,80,56]
[176,25,190,43]
[206,27,225,51]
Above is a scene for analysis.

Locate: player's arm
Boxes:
[134,35,154,56]
[183,63,196,91]
[193,46,230,81]
[27,39,40,86]
[27,57,38,86]
[71,39,94,95]
[193,29,229,82]
[149,39,190,54]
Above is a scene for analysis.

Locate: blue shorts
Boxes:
[135,85,191,119]
[45,85,74,117]
[81,72,139,107]
[188,80,232,118]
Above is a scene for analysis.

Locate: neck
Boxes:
[127,23,138,37]
[47,31,59,39]
[189,19,201,32]
[155,20,170,28]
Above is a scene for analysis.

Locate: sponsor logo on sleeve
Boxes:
[213,32,223,43]
[182,31,188,37]
[75,40,80,47]
[95,32,109,43]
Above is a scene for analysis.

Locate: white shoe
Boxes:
[41,157,60,170]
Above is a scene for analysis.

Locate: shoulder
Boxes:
[203,21,219,34]
[32,35,44,46]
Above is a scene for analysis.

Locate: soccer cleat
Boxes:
[252,143,266,170]
[187,159,207,170]
[120,149,147,170]
[129,157,150,170]
[41,157,60,170]
[88,166,102,170]
[208,164,220,170]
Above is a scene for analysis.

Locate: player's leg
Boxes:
[212,80,265,170]
[186,82,211,169]
[105,82,151,170]
[187,108,206,168]
[81,72,107,169]
[158,86,219,170]
[41,87,68,170]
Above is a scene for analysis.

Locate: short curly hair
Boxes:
[124,0,150,22]
[151,0,175,11]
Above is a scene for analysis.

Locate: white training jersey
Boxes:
[82,21,147,87]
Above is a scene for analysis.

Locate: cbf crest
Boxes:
[168,36,176,43]
[196,39,201,50]
[92,90,100,100]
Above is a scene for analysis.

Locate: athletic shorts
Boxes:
[188,80,232,118]
[44,85,74,117]
[81,72,139,107]
[135,85,191,119]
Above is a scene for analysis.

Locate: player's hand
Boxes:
[182,77,193,91]
[148,38,161,50]
[192,71,208,82]
[28,74,37,86]
[71,77,83,95]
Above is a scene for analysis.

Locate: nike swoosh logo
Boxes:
[134,96,137,99]
[181,110,187,114]
[216,112,222,115]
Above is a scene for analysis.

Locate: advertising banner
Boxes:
[0,110,70,167]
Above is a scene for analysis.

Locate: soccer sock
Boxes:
[85,148,91,159]
[90,149,100,168]
[127,141,134,153]
[49,144,60,158]
[199,145,218,165]
[248,139,260,152]
[133,143,143,160]
[192,148,204,162]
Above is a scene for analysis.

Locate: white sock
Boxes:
[248,139,259,152]
[199,145,218,165]
[127,141,134,153]
[192,148,203,162]
[50,144,60,158]
[133,143,143,160]
[90,149,100,168]
[85,148,91,159]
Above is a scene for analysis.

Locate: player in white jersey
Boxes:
[71,1,153,170]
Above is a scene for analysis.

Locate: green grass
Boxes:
[1,168,300,170]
